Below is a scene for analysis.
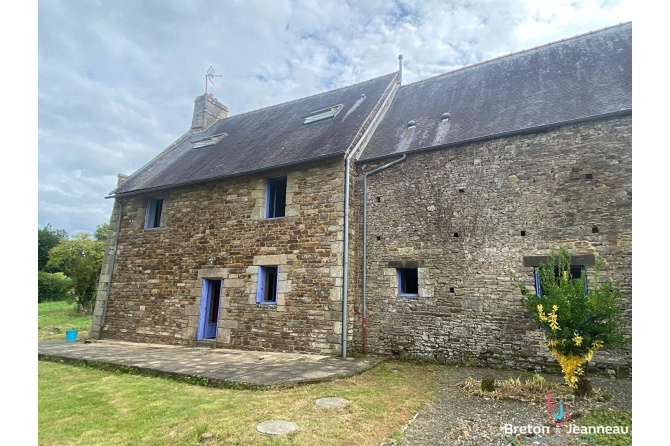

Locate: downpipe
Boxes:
[341,77,399,358]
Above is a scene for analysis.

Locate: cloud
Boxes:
[38,0,632,234]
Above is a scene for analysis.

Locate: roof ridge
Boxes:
[400,21,632,88]
[214,72,398,122]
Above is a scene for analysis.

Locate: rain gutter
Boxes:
[356,109,632,165]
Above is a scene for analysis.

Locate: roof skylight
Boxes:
[192,133,228,149]
[303,104,343,124]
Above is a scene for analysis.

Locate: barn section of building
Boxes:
[354,23,631,375]
[92,23,631,374]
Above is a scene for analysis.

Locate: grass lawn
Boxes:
[578,409,632,446]
[38,360,436,445]
[39,301,92,340]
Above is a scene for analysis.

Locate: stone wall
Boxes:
[356,115,632,376]
[91,174,127,339]
[99,158,347,354]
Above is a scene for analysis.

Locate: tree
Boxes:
[511,246,629,396]
[46,232,104,313]
[93,222,109,242]
[38,224,68,271]
[38,272,73,302]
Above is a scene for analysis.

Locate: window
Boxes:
[191,133,228,149]
[397,268,419,296]
[145,198,163,229]
[534,266,587,297]
[303,104,343,124]
[257,266,279,304]
[266,177,287,219]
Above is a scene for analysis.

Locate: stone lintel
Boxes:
[388,260,425,268]
[522,254,596,267]
[198,268,230,279]
[253,255,287,266]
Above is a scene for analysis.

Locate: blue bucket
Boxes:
[65,330,78,342]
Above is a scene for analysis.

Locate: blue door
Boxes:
[197,279,222,340]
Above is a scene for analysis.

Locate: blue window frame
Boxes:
[257,266,279,304]
[266,177,287,219]
[397,268,419,296]
[534,266,587,297]
[145,198,163,229]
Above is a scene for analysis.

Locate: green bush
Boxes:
[38,272,73,303]
[511,246,629,395]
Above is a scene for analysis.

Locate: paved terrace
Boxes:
[38,340,380,388]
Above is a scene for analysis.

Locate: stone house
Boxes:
[92,23,631,373]
[90,72,399,355]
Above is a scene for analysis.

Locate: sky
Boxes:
[37,0,633,235]
[17,3,664,439]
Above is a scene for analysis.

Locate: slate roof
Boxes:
[359,23,632,162]
[111,73,398,196]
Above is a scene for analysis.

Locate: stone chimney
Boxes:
[191,94,229,131]
[117,173,128,186]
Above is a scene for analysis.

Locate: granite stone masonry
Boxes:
[96,158,348,355]
[356,116,632,375]
[88,25,631,375]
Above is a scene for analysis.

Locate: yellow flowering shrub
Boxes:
[537,304,561,331]
[550,341,604,388]
[510,246,628,393]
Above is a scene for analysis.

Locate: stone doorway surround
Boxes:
[184,268,231,345]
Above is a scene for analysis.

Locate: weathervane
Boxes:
[205,66,222,96]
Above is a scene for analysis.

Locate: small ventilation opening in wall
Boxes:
[376,236,381,241]
[450,287,455,293]
[585,173,593,179]
[453,232,459,237]
[592,226,599,233]
[521,230,526,236]
[458,188,465,193]
[376,196,381,202]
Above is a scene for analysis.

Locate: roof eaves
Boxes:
[106,151,346,199]
[356,108,632,165]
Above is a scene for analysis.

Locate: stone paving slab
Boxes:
[38,340,380,388]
